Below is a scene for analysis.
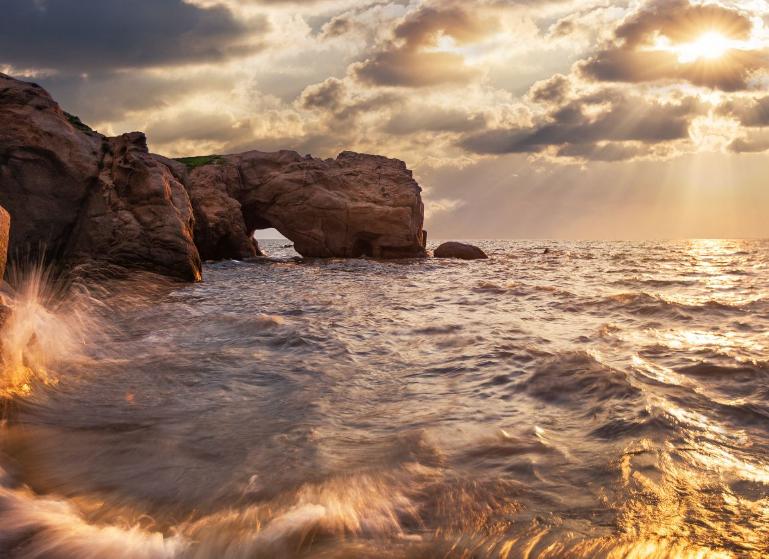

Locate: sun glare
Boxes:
[676,32,733,63]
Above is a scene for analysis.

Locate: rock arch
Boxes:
[185,150,427,261]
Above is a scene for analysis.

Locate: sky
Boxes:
[2,0,769,239]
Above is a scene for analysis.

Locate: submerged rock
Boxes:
[434,242,488,260]
[187,150,426,260]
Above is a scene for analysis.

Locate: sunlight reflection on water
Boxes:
[0,239,767,557]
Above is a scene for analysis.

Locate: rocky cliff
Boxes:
[183,150,426,261]
[0,74,201,281]
[0,73,426,281]
[0,205,8,283]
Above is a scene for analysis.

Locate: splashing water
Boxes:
[0,239,767,558]
[0,263,99,398]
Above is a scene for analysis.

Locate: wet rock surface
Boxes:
[434,242,488,260]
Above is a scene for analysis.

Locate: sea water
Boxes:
[0,239,767,558]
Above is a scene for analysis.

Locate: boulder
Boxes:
[188,150,427,260]
[434,242,488,260]
[0,74,201,281]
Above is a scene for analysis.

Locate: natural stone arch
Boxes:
[187,150,426,261]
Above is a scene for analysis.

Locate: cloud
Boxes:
[718,95,769,127]
[460,89,705,159]
[527,74,572,105]
[728,131,769,153]
[0,0,267,73]
[580,45,769,92]
[384,108,487,135]
[391,5,493,47]
[352,3,497,88]
[578,0,769,91]
[614,0,753,46]
[299,78,346,110]
[353,50,482,88]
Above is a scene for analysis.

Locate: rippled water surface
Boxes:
[1,239,768,558]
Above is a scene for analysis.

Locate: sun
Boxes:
[676,32,732,63]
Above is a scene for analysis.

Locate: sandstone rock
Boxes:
[434,242,488,260]
[0,74,201,281]
[189,150,426,259]
[0,205,9,282]
[0,74,100,257]
[66,132,202,281]
[0,73,427,279]
[187,163,257,261]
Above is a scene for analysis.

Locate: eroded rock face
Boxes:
[0,73,427,280]
[0,74,201,281]
[434,242,488,260]
[0,75,100,257]
[0,204,9,337]
[67,133,202,281]
[0,205,9,282]
[189,150,426,259]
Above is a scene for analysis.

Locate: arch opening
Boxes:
[352,238,374,258]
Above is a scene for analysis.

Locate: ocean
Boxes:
[0,239,767,558]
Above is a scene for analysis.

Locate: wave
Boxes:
[511,351,641,405]
[0,263,107,401]
[0,468,186,558]
[582,292,767,319]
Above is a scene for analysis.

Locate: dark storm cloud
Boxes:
[353,4,495,88]
[0,0,267,73]
[460,90,704,159]
[577,0,767,92]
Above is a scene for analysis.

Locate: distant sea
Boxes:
[0,239,767,558]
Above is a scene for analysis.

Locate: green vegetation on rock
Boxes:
[63,111,95,133]
[174,155,226,171]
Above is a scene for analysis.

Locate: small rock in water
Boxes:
[434,242,488,260]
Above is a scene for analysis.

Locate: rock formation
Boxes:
[0,204,9,336]
[183,150,426,261]
[0,205,9,282]
[0,73,427,280]
[434,242,488,260]
[0,74,201,281]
